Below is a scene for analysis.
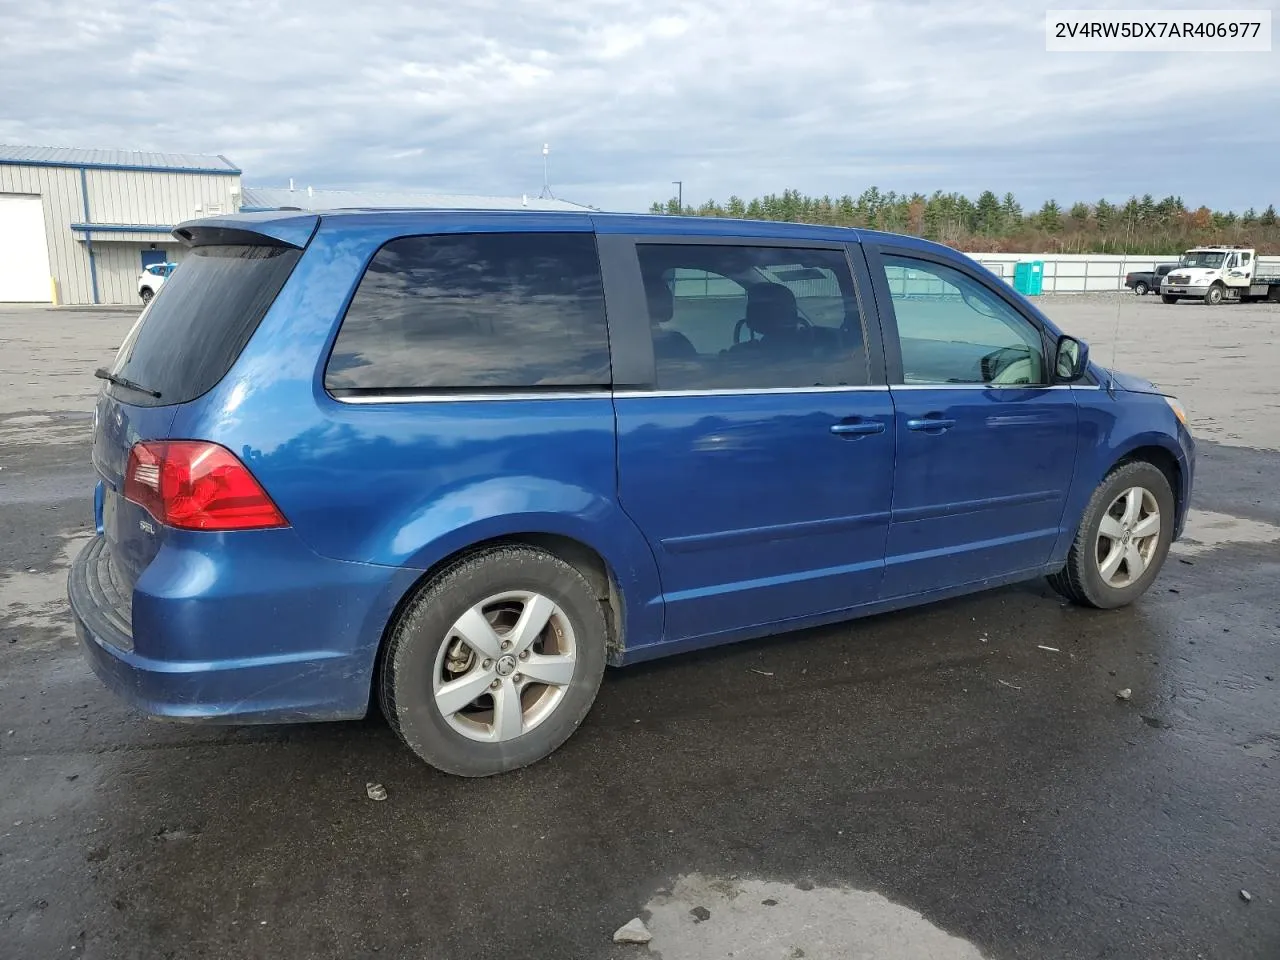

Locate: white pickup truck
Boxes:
[1160,245,1280,305]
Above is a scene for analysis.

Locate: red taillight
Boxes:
[124,441,287,531]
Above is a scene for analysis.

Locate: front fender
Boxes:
[1050,388,1194,564]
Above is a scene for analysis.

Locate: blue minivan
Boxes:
[70,210,1194,776]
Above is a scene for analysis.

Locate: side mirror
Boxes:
[1053,335,1089,383]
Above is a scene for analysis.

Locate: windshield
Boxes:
[1181,252,1226,268]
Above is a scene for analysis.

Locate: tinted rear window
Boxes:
[325,232,610,394]
[106,244,300,407]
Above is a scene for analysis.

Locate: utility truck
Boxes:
[1160,245,1280,305]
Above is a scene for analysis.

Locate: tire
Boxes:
[1161,295,1178,304]
[139,287,154,304]
[1133,281,1148,296]
[1204,283,1224,305]
[1048,461,1175,609]
[379,544,608,777]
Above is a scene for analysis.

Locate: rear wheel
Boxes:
[1161,294,1178,304]
[1048,461,1175,609]
[1133,281,1149,296]
[379,545,608,777]
[1204,283,1225,305]
[139,287,154,304]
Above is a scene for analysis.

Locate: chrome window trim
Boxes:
[331,382,1100,404]
[891,383,1081,391]
[613,385,889,399]
[331,390,610,405]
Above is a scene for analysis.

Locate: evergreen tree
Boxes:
[1038,200,1062,233]
[645,188,1280,254]
[1095,199,1116,231]
[976,191,1002,234]
[1000,192,1022,224]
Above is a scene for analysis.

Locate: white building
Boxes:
[0,145,242,305]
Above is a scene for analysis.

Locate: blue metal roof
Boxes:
[0,145,240,175]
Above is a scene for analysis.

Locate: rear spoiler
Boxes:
[172,212,319,250]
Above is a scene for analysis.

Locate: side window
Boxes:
[326,232,610,393]
[636,244,868,390]
[1242,251,1252,264]
[1226,253,1239,268]
[881,254,1046,386]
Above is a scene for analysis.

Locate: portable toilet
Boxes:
[1013,260,1044,296]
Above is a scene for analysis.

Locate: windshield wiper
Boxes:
[94,367,161,399]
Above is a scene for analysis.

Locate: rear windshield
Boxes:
[106,244,301,406]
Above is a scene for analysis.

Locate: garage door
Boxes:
[0,195,52,302]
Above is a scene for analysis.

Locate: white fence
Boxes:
[966,252,1280,293]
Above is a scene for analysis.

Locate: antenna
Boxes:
[539,143,555,199]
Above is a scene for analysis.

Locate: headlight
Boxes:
[1163,396,1187,427]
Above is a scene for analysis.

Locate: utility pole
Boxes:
[672,180,683,212]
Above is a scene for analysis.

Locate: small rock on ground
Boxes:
[1116,688,1133,701]
[1240,889,1252,903]
[366,782,388,801]
[613,918,653,944]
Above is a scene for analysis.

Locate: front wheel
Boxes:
[139,287,154,304]
[1204,284,1225,305]
[1133,281,1149,296]
[1048,461,1175,609]
[379,545,608,777]
[1161,294,1178,304]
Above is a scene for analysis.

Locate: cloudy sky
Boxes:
[2,0,1276,212]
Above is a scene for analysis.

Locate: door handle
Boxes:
[906,416,956,433]
[830,420,886,437]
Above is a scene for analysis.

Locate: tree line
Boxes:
[648,188,1280,254]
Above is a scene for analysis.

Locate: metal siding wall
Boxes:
[91,243,189,305]
[83,169,238,225]
[0,165,94,304]
[0,165,238,303]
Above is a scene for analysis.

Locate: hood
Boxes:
[1166,266,1217,281]
[1105,368,1162,395]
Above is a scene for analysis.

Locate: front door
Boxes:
[1224,250,1252,290]
[611,239,895,645]
[868,248,1080,599]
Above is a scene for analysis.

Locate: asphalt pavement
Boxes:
[1,298,1278,959]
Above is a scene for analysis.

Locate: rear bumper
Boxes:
[69,534,416,724]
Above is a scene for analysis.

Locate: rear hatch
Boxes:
[93,237,304,605]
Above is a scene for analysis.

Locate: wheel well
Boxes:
[1115,445,1183,522]
[371,534,626,708]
